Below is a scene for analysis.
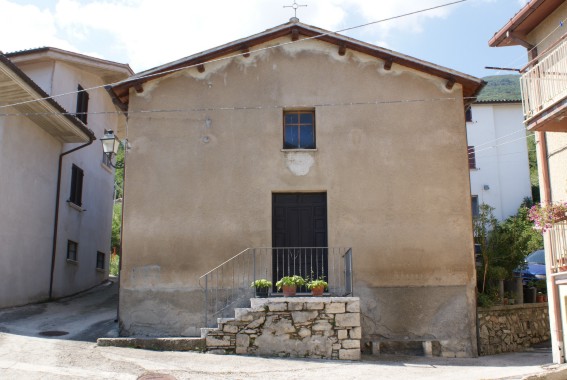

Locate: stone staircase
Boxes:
[98,297,362,361]
[201,297,362,360]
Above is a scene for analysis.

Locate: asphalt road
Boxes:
[1,279,567,380]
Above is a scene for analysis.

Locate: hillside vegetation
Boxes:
[477,75,521,101]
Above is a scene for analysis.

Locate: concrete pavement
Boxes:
[1,279,567,379]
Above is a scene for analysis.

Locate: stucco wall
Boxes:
[545,131,567,202]
[48,60,116,298]
[467,103,532,220]
[120,38,478,356]
[526,1,567,53]
[0,105,61,307]
[3,57,123,305]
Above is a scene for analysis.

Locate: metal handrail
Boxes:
[200,247,353,327]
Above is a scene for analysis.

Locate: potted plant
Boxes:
[306,278,328,296]
[250,279,272,298]
[276,275,305,297]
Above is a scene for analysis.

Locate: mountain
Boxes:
[477,75,521,102]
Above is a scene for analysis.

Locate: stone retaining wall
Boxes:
[477,303,550,355]
[204,297,361,360]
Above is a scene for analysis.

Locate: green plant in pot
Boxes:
[306,278,328,296]
[251,279,272,298]
[276,275,305,297]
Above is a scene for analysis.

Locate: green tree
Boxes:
[474,203,499,293]
[110,142,125,254]
[114,144,124,200]
[475,201,543,296]
[490,203,543,277]
[111,202,122,255]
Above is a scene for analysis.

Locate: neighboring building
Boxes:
[490,0,567,363]
[467,99,532,220]
[110,20,485,357]
[0,48,132,308]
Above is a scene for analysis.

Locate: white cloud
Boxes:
[0,0,77,53]
[1,0,466,71]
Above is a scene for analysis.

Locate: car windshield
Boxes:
[526,249,545,265]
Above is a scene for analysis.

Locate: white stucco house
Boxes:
[466,99,532,220]
[0,48,132,308]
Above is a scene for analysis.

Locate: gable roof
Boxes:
[489,0,565,48]
[6,47,133,83]
[0,52,95,143]
[110,20,484,106]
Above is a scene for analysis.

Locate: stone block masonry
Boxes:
[477,303,550,355]
[204,297,361,360]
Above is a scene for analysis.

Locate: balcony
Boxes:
[520,37,567,132]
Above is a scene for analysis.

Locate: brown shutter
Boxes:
[468,146,476,169]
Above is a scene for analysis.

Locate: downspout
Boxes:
[49,137,95,300]
[538,131,564,363]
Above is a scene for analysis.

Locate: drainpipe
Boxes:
[49,137,95,300]
[537,131,564,363]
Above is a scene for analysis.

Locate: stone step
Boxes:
[200,327,218,338]
[217,317,235,324]
[97,337,206,352]
[234,308,253,319]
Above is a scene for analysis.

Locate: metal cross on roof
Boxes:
[284,1,307,19]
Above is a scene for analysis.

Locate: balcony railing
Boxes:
[520,38,567,121]
[199,247,353,327]
[549,221,567,272]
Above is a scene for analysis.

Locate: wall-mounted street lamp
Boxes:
[100,129,122,168]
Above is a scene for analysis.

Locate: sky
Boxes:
[0,0,532,78]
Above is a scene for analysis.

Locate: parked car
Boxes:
[515,249,546,284]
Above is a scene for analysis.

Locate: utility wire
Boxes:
[0,0,467,111]
[0,95,467,118]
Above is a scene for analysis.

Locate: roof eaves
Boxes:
[112,21,484,104]
[488,0,564,47]
[6,47,134,76]
[0,52,95,141]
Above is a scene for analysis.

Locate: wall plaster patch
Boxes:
[285,152,314,176]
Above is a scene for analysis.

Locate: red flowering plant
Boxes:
[528,202,567,233]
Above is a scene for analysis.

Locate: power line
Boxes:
[0,0,468,111]
[472,133,535,156]
[470,127,527,150]
[0,95,468,118]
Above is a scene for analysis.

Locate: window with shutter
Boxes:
[468,146,476,169]
[69,164,84,206]
[76,84,89,124]
[67,240,78,261]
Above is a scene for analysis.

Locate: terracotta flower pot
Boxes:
[282,285,297,297]
[311,286,325,296]
[536,294,545,303]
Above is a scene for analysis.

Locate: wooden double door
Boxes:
[272,193,328,290]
